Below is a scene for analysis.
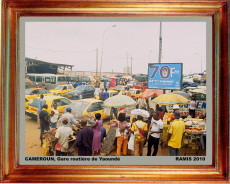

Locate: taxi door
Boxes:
[52,98,72,116]
[86,102,109,120]
[65,85,74,94]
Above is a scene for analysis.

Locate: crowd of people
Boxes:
[38,100,187,157]
[36,81,201,157]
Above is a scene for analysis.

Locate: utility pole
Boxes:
[158,22,162,63]
[96,48,98,76]
[126,52,129,75]
[130,57,133,75]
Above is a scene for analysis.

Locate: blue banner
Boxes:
[148,63,182,89]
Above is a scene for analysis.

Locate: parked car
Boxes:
[25,96,72,119]
[64,85,95,100]
[129,89,142,100]
[133,81,148,91]
[127,81,134,88]
[64,99,110,120]
[113,85,129,94]
[49,84,74,96]
[25,88,53,101]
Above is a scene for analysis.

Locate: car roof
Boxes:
[34,95,68,100]
[79,98,102,103]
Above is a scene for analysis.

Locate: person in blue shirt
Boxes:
[37,94,45,125]
[103,88,109,100]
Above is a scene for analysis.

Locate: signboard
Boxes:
[166,101,206,117]
[148,63,183,90]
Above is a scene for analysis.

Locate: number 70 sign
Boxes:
[148,63,183,90]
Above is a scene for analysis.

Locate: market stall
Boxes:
[151,93,190,147]
[183,118,206,155]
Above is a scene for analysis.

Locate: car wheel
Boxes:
[57,93,61,96]
[79,94,83,99]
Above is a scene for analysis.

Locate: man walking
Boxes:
[103,88,109,101]
[58,107,79,128]
[54,117,73,156]
[166,111,185,156]
[37,94,45,125]
[99,89,104,101]
[131,115,148,156]
[147,112,163,156]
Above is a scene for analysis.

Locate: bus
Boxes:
[27,74,79,90]
[72,76,91,88]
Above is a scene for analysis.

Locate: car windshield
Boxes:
[54,86,64,90]
[110,92,117,97]
[74,86,85,91]
[69,101,90,118]
[134,82,142,87]
[25,89,34,95]
[113,86,123,90]
[130,90,135,94]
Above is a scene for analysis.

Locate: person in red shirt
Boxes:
[156,105,163,120]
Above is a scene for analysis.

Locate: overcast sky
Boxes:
[25,21,206,74]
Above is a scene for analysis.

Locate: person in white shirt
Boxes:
[147,112,163,156]
[54,117,73,156]
[50,103,59,129]
[189,96,196,118]
[58,107,79,128]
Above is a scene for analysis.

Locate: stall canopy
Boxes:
[139,89,163,99]
[152,93,190,105]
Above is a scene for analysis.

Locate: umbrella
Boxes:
[152,93,190,105]
[25,78,32,83]
[104,95,137,108]
[139,89,164,99]
[171,91,191,99]
[131,109,150,118]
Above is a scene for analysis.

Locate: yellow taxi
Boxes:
[129,89,142,100]
[25,88,53,101]
[25,96,72,119]
[50,84,74,96]
[113,86,129,94]
[95,90,118,100]
[65,99,110,120]
[25,98,30,110]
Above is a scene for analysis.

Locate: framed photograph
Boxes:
[1,0,229,182]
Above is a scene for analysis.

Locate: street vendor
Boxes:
[58,107,79,128]
[54,117,73,156]
[167,104,180,124]
[131,115,148,156]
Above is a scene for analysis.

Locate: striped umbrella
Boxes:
[25,78,32,83]
[151,93,190,105]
